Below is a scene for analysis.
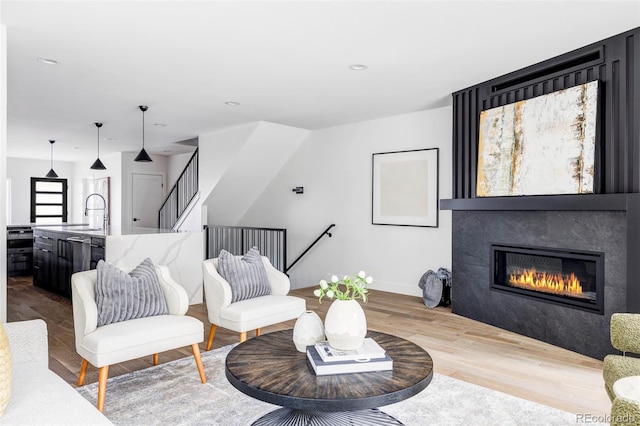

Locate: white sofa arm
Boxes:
[71,270,99,352]
[262,257,291,295]
[202,259,233,324]
[4,319,48,367]
[155,265,189,315]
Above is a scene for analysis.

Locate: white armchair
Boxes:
[71,265,206,413]
[202,256,306,349]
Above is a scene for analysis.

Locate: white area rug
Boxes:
[77,344,583,425]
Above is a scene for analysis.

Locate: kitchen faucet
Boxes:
[84,193,108,230]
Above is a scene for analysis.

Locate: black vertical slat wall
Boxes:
[451,27,640,199]
[205,225,287,272]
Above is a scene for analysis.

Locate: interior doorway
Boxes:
[132,173,163,228]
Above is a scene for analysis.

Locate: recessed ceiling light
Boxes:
[348,64,368,71]
[154,123,167,127]
[105,137,116,141]
[36,57,58,65]
[225,101,240,106]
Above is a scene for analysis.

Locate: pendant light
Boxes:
[134,105,153,162]
[90,122,106,170]
[45,140,58,178]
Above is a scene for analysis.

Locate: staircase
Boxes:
[159,149,198,230]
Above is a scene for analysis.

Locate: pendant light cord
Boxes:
[142,109,145,149]
[50,141,54,169]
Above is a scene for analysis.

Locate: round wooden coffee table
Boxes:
[225,329,433,425]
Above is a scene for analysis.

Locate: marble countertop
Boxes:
[33,224,183,238]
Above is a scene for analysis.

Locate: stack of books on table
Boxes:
[306,338,393,375]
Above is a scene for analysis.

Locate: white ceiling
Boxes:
[1,1,639,162]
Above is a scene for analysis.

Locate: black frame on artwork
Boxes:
[371,148,439,228]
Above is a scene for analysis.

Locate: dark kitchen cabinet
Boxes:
[7,226,34,277]
[89,237,105,270]
[33,229,105,298]
[55,237,74,296]
[33,230,55,291]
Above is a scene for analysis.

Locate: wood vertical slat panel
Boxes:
[450,28,639,199]
[456,93,465,198]
[469,88,478,198]
[626,34,639,193]
[612,60,622,194]
[616,49,631,193]
[462,90,470,198]
[452,94,461,198]
[454,92,462,198]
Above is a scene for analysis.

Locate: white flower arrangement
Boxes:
[313,271,372,303]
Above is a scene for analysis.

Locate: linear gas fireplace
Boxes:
[491,244,604,314]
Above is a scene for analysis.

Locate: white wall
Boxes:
[6,158,75,224]
[205,121,310,226]
[120,152,168,228]
[193,122,260,229]
[199,122,259,205]
[240,107,453,297]
[1,24,7,321]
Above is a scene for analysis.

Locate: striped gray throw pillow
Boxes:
[96,258,169,326]
[218,247,271,302]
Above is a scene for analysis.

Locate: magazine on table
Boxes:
[315,338,387,362]
[306,346,393,375]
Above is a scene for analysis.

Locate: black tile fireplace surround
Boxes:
[448,204,637,360]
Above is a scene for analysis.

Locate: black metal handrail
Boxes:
[285,224,335,273]
[159,149,198,229]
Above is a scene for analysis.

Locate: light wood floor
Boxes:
[7,275,611,418]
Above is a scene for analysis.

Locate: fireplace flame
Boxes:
[508,269,583,295]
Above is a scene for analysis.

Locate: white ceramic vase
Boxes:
[292,310,325,353]
[324,299,367,350]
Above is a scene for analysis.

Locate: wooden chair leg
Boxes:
[153,354,159,365]
[206,324,217,351]
[78,359,88,386]
[191,344,207,384]
[239,332,247,342]
[97,365,109,413]
[255,328,261,337]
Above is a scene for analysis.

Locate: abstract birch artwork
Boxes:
[476,80,598,197]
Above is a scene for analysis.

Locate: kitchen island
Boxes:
[32,225,203,303]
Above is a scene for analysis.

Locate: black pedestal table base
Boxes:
[252,407,404,426]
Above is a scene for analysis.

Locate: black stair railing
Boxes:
[285,224,335,273]
[205,225,287,272]
[204,224,335,274]
[159,149,198,229]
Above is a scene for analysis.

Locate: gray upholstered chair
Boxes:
[71,264,206,412]
[202,255,306,349]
